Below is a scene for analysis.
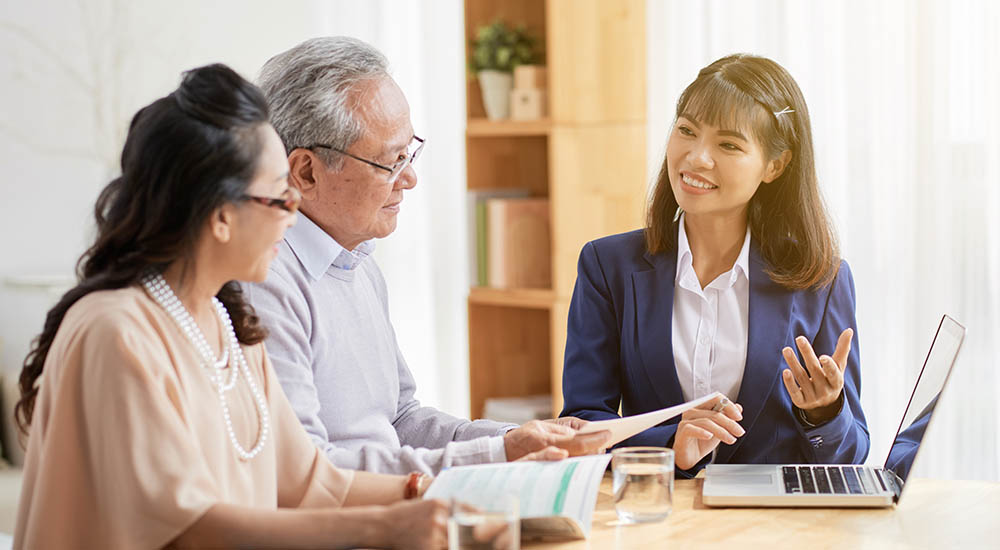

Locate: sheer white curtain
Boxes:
[0,1,469,422]
[649,0,1000,480]
[334,1,470,418]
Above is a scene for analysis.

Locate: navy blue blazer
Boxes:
[560,229,870,476]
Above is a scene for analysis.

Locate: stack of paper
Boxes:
[483,394,552,424]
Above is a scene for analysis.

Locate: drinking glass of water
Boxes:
[447,494,520,550]
[612,447,674,523]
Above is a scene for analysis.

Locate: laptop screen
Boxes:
[882,315,965,483]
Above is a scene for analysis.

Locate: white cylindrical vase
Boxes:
[478,70,513,120]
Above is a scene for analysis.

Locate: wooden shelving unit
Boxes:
[466,118,552,137]
[465,0,647,419]
[468,287,555,310]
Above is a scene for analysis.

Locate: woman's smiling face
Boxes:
[666,111,784,221]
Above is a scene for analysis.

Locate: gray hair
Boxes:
[256,36,390,168]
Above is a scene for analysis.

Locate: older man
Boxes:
[244,37,608,475]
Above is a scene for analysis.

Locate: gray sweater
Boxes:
[243,214,514,475]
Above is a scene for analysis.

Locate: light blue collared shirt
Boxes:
[244,214,513,475]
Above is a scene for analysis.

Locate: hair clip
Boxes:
[773,106,795,117]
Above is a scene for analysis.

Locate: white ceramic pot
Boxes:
[478,70,514,120]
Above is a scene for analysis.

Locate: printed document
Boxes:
[575,392,722,446]
[424,454,612,540]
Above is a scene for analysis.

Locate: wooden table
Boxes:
[525,475,1000,549]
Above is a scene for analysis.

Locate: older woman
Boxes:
[14,64,450,549]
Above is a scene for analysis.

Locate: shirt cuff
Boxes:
[487,435,508,463]
[446,436,506,468]
[795,393,845,429]
[800,396,852,451]
[494,423,519,436]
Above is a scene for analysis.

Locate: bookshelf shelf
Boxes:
[466,118,552,137]
[468,287,555,310]
[465,0,647,419]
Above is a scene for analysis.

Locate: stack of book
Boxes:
[469,190,551,289]
[482,394,553,424]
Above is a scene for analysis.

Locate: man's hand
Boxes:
[514,446,569,461]
[544,416,588,430]
[503,419,611,461]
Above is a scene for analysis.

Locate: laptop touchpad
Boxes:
[718,474,773,485]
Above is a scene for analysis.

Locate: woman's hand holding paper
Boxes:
[673,395,745,470]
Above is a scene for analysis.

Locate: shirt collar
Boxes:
[732,225,751,285]
[675,212,751,290]
[284,214,375,281]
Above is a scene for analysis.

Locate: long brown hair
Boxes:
[15,64,270,435]
[645,53,839,290]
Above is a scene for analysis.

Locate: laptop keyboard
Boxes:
[841,467,863,494]
[783,466,877,495]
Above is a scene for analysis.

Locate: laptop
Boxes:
[702,314,966,507]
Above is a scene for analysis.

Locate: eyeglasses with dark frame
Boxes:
[241,186,302,213]
[306,135,425,184]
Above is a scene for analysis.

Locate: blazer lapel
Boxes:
[714,244,794,463]
[630,249,685,410]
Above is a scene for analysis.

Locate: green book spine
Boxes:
[476,199,488,287]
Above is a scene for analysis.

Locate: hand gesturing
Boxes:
[781,328,853,425]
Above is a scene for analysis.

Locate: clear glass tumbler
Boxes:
[611,447,674,523]
[447,494,520,550]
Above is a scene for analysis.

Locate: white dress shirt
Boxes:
[671,214,751,402]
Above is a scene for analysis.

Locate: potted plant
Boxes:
[469,20,539,120]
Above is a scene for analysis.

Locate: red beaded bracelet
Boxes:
[404,472,425,500]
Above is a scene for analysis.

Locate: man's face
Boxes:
[306,77,417,250]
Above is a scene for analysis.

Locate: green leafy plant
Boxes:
[468,20,540,74]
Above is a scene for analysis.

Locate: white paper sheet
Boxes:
[574,392,722,446]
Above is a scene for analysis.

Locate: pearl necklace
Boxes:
[142,273,270,461]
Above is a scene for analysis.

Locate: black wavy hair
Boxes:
[16,63,272,434]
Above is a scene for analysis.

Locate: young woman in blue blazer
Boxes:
[561,54,870,475]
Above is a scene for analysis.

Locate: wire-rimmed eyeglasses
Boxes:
[306,135,425,184]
